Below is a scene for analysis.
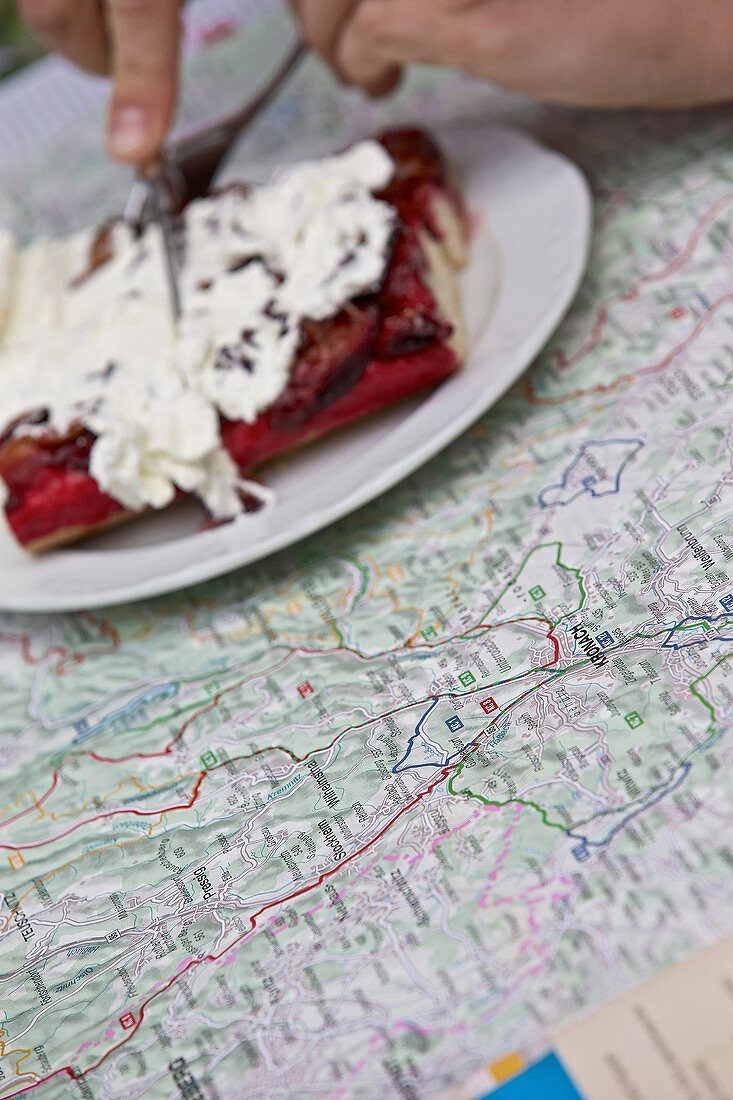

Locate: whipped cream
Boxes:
[0,141,396,516]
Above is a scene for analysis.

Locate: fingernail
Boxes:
[110,105,150,159]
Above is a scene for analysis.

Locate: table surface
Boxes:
[1,3,732,1098]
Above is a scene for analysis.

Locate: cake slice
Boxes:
[0,130,468,553]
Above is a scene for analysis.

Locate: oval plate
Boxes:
[0,122,591,611]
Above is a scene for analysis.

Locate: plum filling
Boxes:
[0,426,126,548]
[267,304,380,431]
[0,130,466,549]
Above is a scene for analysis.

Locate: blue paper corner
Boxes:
[481,1053,585,1099]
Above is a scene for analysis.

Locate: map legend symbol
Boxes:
[481,697,498,714]
[459,670,477,687]
[8,851,24,870]
[422,626,437,642]
[720,593,733,613]
[572,843,590,862]
[200,750,217,769]
[119,1012,135,1029]
[530,585,546,601]
[596,631,614,648]
[625,712,644,729]
[446,716,464,733]
[297,681,314,699]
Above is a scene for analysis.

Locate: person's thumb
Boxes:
[106,0,182,165]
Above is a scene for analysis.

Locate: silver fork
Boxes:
[125,38,307,317]
[170,37,308,202]
[126,38,307,224]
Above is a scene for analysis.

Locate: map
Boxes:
[1,3,733,1098]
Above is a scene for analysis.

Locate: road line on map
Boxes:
[527,289,733,405]
[555,190,733,372]
[5,594,723,1090]
[0,776,206,852]
[5,764,454,1098]
[567,762,692,852]
[0,772,60,829]
[3,621,710,853]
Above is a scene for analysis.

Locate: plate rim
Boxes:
[0,121,592,612]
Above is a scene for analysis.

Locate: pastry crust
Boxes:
[24,509,134,555]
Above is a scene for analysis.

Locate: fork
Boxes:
[125,38,307,225]
[170,37,308,201]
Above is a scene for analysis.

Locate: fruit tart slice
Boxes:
[0,129,468,553]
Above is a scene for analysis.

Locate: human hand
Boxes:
[19,0,182,164]
[289,0,733,108]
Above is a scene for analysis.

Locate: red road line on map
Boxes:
[4,665,290,827]
[84,651,288,765]
[86,695,223,765]
[0,684,503,849]
[554,191,733,372]
[527,289,733,405]
[0,634,75,675]
[84,654,290,766]
[0,776,206,852]
[294,614,556,664]
[0,616,120,677]
[554,305,609,372]
[3,618,557,834]
[0,772,61,829]
[542,621,559,665]
[5,638,569,1093]
[523,370,633,406]
[2,660,220,831]
[5,764,455,1098]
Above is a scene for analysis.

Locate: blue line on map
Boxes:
[392,698,443,773]
[393,685,522,774]
[72,683,178,744]
[568,762,691,858]
[661,613,733,651]
[538,439,643,509]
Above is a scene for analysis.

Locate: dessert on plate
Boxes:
[0,129,468,553]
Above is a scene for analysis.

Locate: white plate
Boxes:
[0,122,591,612]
